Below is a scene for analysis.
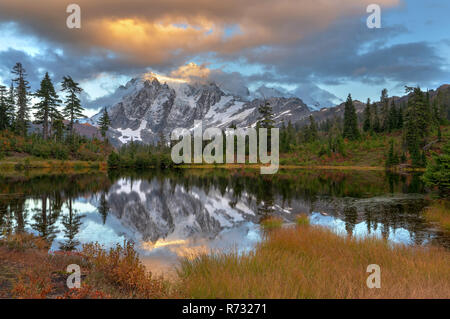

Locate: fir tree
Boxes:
[257,101,275,129]
[371,102,380,133]
[388,101,397,131]
[61,76,85,137]
[34,72,61,140]
[98,193,109,224]
[12,63,30,136]
[385,139,399,168]
[31,196,60,245]
[363,98,372,132]
[396,103,403,129]
[343,94,359,140]
[98,107,111,138]
[409,87,430,139]
[422,139,450,196]
[380,88,389,132]
[60,199,84,251]
[308,115,318,141]
[6,83,15,129]
[0,85,8,130]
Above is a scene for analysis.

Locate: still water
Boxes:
[0,169,448,275]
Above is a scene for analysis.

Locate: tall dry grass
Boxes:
[424,201,450,232]
[177,224,450,299]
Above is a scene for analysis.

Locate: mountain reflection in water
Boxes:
[0,169,448,273]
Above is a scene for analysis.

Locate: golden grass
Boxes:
[177,224,450,299]
[2,225,449,299]
[0,235,171,299]
[424,201,450,232]
[260,216,284,229]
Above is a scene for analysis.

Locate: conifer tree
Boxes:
[6,83,15,129]
[0,85,8,130]
[98,193,109,224]
[98,107,111,138]
[363,98,372,132]
[343,94,359,140]
[380,88,389,132]
[258,101,275,129]
[308,115,318,141]
[34,72,61,140]
[61,76,85,137]
[423,139,450,196]
[371,102,380,133]
[12,63,30,136]
[60,199,84,251]
[396,103,403,129]
[388,101,397,131]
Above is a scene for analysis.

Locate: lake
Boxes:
[0,169,448,276]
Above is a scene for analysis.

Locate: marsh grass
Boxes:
[177,224,450,299]
[260,216,284,229]
[424,201,450,231]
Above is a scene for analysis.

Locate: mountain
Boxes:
[86,74,450,146]
[88,74,310,146]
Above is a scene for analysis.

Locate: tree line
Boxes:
[278,86,448,168]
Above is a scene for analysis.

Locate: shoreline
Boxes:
[0,158,425,174]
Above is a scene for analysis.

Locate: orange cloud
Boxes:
[0,0,401,66]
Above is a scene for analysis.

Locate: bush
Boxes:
[422,140,450,196]
[107,152,121,168]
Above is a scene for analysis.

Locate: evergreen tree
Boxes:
[343,94,359,140]
[6,83,15,129]
[396,103,403,129]
[388,100,397,131]
[61,76,85,137]
[371,102,380,133]
[363,98,372,132]
[404,99,421,165]
[380,88,389,132]
[422,139,450,196]
[257,101,275,129]
[385,139,399,168]
[31,196,60,245]
[12,63,30,136]
[98,107,111,138]
[409,87,430,139]
[258,101,275,151]
[0,85,8,130]
[34,72,61,140]
[98,193,109,224]
[52,116,65,142]
[60,199,84,251]
[308,115,318,141]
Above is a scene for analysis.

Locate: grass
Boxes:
[0,234,173,299]
[424,201,450,232]
[0,157,107,175]
[1,215,449,299]
[177,223,450,299]
[260,216,284,229]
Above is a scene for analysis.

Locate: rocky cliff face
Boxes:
[88,74,310,146]
[86,75,449,146]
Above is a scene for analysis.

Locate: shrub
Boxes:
[107,152,121,168]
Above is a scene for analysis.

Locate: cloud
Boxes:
[0,0,400,66]
[234,18,449,88]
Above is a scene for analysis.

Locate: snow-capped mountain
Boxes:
[87,73,311,145]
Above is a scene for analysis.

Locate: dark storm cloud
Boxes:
[235,19,449,87]
[0,47,144,90]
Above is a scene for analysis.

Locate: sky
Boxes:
[0,0,449,117]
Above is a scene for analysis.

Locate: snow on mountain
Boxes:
[88,72,311,146]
